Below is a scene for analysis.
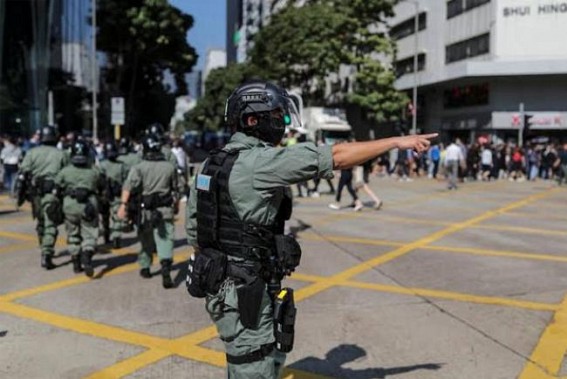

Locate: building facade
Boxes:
[392,0,567,143]
[202,49,227,94]
[0,0,93,136]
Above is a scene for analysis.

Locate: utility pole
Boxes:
[411,1,419,135]
[91,0,98,140]
[519,102,524,147]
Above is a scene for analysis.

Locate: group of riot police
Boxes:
[16,123,183,289]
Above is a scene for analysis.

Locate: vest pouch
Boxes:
[83,201,97,222]
[274,234,302,276]
[186,248,228,298]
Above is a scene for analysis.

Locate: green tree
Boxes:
[248,3,349,106]
[185,63,256,131]
[249,0,408,122]
[96,0,197,137]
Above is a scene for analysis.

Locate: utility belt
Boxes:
[34,177,56,197]
[65,188,94,203]
[186,235,301,358]
[141,193,173,210]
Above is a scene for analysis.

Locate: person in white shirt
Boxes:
[480,146,493,181]
[445,139,464,190]
[0,136,22,192]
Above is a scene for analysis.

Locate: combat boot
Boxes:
[112,237,121,249]
[81,249,94,278]
[140,268,151,278]
[72,254,83,273]
[41,254,55,270]
[160,259,174,289]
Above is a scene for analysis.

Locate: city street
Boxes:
[1,178,567,379]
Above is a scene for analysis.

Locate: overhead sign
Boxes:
[111,97,125,125]
[495,0,567,59]
[491,112,567,129]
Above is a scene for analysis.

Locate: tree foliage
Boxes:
[186,0,407,133]
[248,4,350,106]
[250,0,408,122]
[97,0,197,137]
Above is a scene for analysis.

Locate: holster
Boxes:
[273,288,296,353]
[45,199,64,225]
[83,201,97,222]
[150,209,163,228]
[36,177,55,197]
[237,277,265,329]
[274,235,302,276]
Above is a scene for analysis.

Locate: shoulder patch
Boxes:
[196,174,211,191]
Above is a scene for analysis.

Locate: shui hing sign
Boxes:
[496,0,567,59]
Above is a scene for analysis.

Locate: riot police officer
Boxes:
[117,137,141,173]
[55,139,102,276]
[117,133,179,289]
[18,126,68,270]
[99,141,127,249]
[184,80,437,378]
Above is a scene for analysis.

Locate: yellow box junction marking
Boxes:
[0,186,563,378]
[518,295,567,379]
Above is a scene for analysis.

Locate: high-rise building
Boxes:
[202,49,227,94]
[0,0,93,136]
[392,0,567,142]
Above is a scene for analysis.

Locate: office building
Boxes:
[392,0,567,142]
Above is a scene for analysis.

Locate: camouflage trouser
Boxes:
[137,216,174,269]
[206,281,286,379]
[32,194,59,256]
[63,198,99,256]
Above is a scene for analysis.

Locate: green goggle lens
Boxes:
[284,114,291,125]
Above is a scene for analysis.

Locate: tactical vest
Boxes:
[196,149,291,261]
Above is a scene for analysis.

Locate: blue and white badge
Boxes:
[196,174,212,191]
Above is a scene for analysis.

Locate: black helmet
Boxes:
[40,126,58,145]
[224,80,297,145]
[70,139,90,165]
[104,141,119,160]
[142,133,162,155]
[118,137,132,155]
[147,123,165,137]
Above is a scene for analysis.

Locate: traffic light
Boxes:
[524,114,534,129]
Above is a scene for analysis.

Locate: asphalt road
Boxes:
[1,177,566,379]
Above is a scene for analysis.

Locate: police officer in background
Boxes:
[99,141,127,249]
[145,123,178,167]
[117,137,141,173]
[117,133,179,289]
[18,126,68,270]
[55,139,102,276]
[184,80,436,378]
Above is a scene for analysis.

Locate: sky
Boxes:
[169,0,226,70]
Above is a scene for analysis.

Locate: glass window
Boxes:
[443,83,489,109]
[446,33,490,64]
[390,12,427,41]
[447,0,490,19]
[395,54,426,78]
